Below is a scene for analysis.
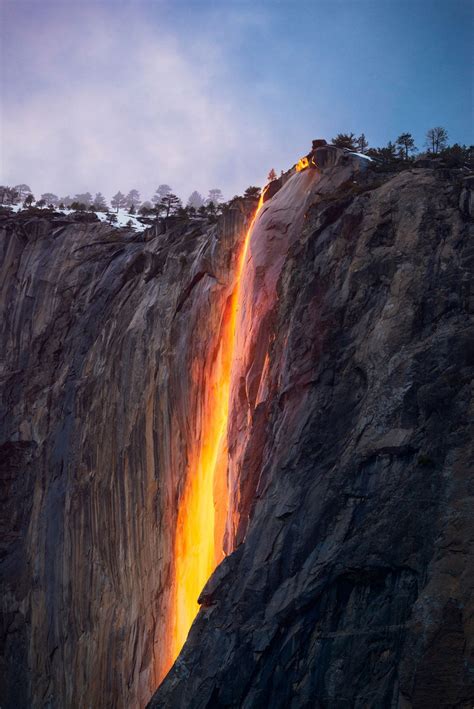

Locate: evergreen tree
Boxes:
[71,201,87,211]
[267,169,277,181]
[160,193,182,217]
[74,192,93,207]
[139,202,154,216]
[111,191,126,212]
[207,188,224,205]
[378,141,398,164]
[23,194,35,207]
[93,192,108,211]
[152,184,172,204]
[332,133,357,150]
[396,133,417,160]
[244,186,261,200]
[356,134,369,153]
[187,191,205,209]
[125,189,141,209]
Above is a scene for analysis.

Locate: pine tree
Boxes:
[396,133,417,160]
[125,189,141,209]
[356,134,369,154]
[244,186,261,200]
[187,191,205,209]
[267,169,277,181]
[332,133,357,150]
[93,192,108,211]
[207,188,224,205]
[74,192,93,207]
[111,191,126,213]
[152,184,172,204]
[160,193,182,217]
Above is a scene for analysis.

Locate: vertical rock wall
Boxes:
[150,166,474,708]
[0,210,246,708]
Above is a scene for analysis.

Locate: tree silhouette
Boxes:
[152,184,172,204]
[396,133,417,160]
[426,126,448,154]
[0,186,19,205]
[111,191,126,212]
[207,188,224,205]
[244,186,261,200]
[15,184,32,201]
[40,193,59,206]
[356,134,369,154]
[332,133,357,150]
[126,189,141,209]
[93,192,108,211]
[378,141,398,164]
[267,169,277,181]
[160,193,182,217]
[24,194,35,207]
[74,192,93,207]
[187,191,205,209]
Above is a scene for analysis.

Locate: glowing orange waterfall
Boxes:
[168,190,266,670]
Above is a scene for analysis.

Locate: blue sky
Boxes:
[1,0,472,203]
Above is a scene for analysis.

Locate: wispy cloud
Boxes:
[0,1,276,202]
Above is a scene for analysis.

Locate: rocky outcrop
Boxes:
[1,155,473,709]
[150,165,474,707]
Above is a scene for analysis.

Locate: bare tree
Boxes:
[15,184,32,201]
[40,193,59,206]
[426,126,449,154]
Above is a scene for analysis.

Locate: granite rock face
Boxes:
[151,166,474,708]
[0,208,248,707]
[1,157,473,709]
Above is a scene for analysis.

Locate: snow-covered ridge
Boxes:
[6,205,147,232]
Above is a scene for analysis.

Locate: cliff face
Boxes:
[150,165,474,708]
[0,208,248,707]
[1,157,473,709]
